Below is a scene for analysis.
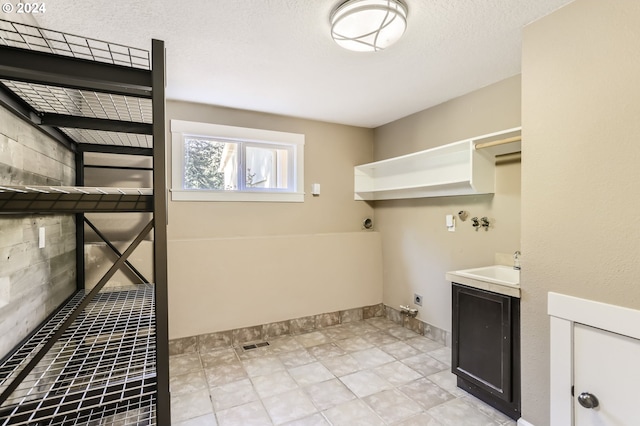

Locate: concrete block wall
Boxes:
[0,104,76,358]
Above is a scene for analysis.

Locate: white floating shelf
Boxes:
[354,127,521,201]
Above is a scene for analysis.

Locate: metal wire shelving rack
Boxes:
[0,19,169,425]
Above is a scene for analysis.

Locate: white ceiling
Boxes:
[34,0,573,128]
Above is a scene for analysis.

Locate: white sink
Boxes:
[453,265,520,287]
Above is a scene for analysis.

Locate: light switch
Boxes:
[39,227,45,248]
[311,183,320,196]
[446,215,455,232]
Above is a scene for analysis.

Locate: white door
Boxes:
[574,323,640,425]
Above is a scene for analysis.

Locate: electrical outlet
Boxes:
[414,293,422,306]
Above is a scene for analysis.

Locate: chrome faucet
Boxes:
[513,251,521,270]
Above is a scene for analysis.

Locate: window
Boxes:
[171,120,304,202]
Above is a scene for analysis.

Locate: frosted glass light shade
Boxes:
[330,0,408,52]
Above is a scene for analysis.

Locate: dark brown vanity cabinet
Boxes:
[452,283,521,420]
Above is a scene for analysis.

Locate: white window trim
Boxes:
[171,120,305,202]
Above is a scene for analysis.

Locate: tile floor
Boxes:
[169,317,517,426]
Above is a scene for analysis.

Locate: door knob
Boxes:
[577,392,599,409]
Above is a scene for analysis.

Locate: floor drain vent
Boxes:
[242,341,270,351]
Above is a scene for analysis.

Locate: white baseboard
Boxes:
[518,419,535,426]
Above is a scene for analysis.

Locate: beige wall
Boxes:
[165,101,380,338]
[521,1,640,424]
[372,75,522,335]
[168,232,382,338]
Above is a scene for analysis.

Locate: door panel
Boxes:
[452,284,512,401]
[574,323,640,425]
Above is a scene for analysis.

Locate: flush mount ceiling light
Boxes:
[330,0,408,52]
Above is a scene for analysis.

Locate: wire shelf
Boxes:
[1,80,153,124]
[0,285,157,426]
[0,19,150,70]
[0,185,154,213]
[0,186,152,196]
[44,395,156,426]
[60,128,153,148]
[0,18,155,148]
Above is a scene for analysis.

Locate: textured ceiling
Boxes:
[34,0,573,128]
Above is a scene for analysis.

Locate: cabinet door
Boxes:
[452,284,512,402]
[574,323,640,425]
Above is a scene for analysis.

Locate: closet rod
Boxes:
[475,135,521,150]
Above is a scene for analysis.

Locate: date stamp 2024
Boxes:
[2,2,46,14]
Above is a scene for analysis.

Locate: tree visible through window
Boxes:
[183,138,234,190]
